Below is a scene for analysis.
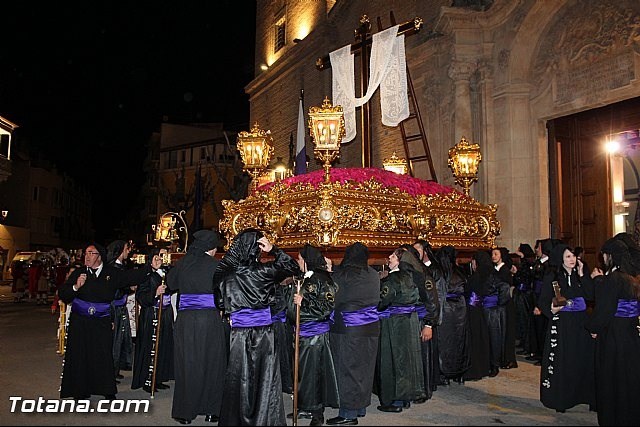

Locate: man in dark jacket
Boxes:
[59,243,162,400]
[167,229,227,425]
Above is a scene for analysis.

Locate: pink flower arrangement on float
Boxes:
[258,168,457,197]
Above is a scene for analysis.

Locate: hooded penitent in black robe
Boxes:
[166,235,228,422]
[131,252,174,390]
[585,238,640,426]
[408,244,439,400]
[437,246,470,381]
[286,244,339,419]
[539,244,595,412]
[375,250,424,407]
[215,229,300,426]
[59,258,158,399]
[330,242,380,419]
[463,251,492,381]
[483,271,511,376]
[107,240,134,376]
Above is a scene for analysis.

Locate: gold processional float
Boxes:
[220,97,500,258]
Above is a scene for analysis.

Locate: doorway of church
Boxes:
[548,96,640,270]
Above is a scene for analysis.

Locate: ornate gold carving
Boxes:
[219,172,501,252]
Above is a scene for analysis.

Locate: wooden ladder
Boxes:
[377,12,437,182]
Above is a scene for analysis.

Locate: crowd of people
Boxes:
[52,229,640,426]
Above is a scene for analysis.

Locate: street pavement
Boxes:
[0,284,597,426]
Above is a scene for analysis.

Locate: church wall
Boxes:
[249,0,640,252]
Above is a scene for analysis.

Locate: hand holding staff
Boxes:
[148,277,166,398]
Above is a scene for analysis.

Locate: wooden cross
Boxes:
[316,15,423,168]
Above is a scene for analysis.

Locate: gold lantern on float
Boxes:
[383,152,409,175]
[308,97,346,183]
[448,136,482,196]
[237,122,275,193]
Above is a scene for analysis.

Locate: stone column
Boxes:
[448,60,476,143]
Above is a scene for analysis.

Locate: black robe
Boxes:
[586,271,640,426]
[463,271,491,381]
[330,261,380,412]
[512,257,535,353]
[375,264,424,405]
[272,281,294,394]
[438,267,470,378]
[286,269,339,414]
[415,262,440,398]
[111,261,134,374]
[166,248,227,422]
[216,240,299,426]
[59,264,157,399]
[483,273,510,372]
[539,267,595,411]
[131,267,174,390]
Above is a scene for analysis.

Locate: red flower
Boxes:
[258,168,457,197]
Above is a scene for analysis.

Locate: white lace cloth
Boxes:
[330,25,409,143]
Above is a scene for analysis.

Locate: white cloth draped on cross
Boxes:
[330,25,409,143]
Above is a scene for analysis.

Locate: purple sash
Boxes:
[483,295,499,309]
[72,298,111,318]
[415,305,427,319]
[178,293,216,311]
[517,282,531,292]
[342,305,379,327]
[468,292,483,307]
[378,308,391,319]
[230,307,272,328]
[156,294,172,308]
[271,309,287,323]
[561,297,586,312]
[299,320,330,337]
[388,305,416,316]
[615,299,640,317]
[112,294,127,307]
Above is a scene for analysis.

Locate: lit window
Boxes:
[275,16,286,53]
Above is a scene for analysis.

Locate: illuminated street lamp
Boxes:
[308,97,345,183]
[237,122,275,193]
[448,136,482,196]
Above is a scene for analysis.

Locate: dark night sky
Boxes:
[0,1,256,241]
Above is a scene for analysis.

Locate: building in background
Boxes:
[247,0,640,267]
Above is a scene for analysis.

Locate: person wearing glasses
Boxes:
[58,243,162,401]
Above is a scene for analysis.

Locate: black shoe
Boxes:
[326,417,358,426]
[204,414,218,422]
[143,385,158,393]
[516,349,528,355]
[555,409,565,413]
[501,361,518,369]
[287,410,313,419]
[525,354,538,361]
[116,374,124,379]
[103,394,116,401]
[310,416,325,426]
[534,360,542,366]
[489,368,499,377]
[412,396,427,404]
[174,418,192,425]
[377,405,402,413]
[157,383,170,390]
[115,379,121,384]
[402,401,411,409]
[438,378,450,386]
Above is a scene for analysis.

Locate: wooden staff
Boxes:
[149,278,165,399]
[57,302,67,355]
[292,275,304,426]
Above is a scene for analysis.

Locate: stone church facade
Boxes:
[246,0,640,252]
